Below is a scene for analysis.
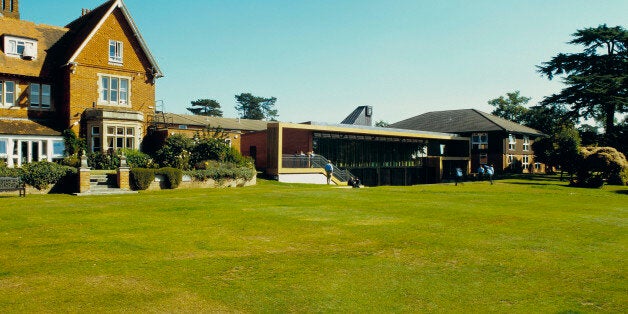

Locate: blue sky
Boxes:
[23,0,628,124]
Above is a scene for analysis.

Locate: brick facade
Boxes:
[1,0,162,165]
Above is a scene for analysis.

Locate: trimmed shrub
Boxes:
[185,162,256,182]
[20,161,76,190]
[574,146,628,187]
[130,168,155,191]
[155,167,183,189]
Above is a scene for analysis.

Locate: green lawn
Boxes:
[0,177,626,312]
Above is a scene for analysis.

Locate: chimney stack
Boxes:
[1,0,20,19]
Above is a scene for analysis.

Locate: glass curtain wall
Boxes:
[312,133,426,169]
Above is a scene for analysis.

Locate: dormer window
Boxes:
[4,36,37,59]
[109,40,123,64]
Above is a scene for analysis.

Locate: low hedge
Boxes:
[155,167,183,189]
[185,163,256,182]
[130,168,155,191]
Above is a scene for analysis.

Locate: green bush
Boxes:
[20,161,76,190]
[155,167,183,189]
[184,162,256,182]
[0,163,21,177]
[190,138,229,166]
[574,146,628,187]
[59,156,81,168]
[118,149,153,168]
[88,151,120,170]
[130,168,155,191]
[154,135,193,170]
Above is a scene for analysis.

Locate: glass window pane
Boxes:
[126,138,134,149]
[109,41,116,60]
[116,137,124,149]
[92,126,100,135]
[107,126,115,135]
[126,127,134,136]
[110,78,118,102]
[0,140,6,154]
[5,81,14,104]
[42,140,48,156]
[0,82,3,104]
[117,127,124,135]
[52,141,65,156]
[102,77,109,101]
[120,79,128,103]
[41,85,51,108]
[30,84,40,106]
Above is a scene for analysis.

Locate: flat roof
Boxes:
[272,122,468,141]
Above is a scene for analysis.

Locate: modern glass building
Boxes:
[241,122,470,186]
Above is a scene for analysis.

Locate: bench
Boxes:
[0,177,26,197]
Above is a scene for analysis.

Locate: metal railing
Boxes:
[282,154,355,183]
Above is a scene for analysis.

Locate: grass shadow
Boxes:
[615,189,628,195]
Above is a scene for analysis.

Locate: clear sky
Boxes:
[22,0,628,124]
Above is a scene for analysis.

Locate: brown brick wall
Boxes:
[241,131,268,170]
[68,8,156,136]
[281,129,312,155]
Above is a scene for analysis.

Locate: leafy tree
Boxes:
[538,24,628,142]
[532,125,581,179]
[187,99,223,117]
[487,91,531,123]
[374,120,390,127]
[234,93,278,121]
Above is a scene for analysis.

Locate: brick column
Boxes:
[118,167,130,190]
[117,154,130,190]
[79,153,90,193]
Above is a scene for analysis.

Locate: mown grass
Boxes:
[0,177,626,312]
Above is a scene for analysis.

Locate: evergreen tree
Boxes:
[187,99,223,117]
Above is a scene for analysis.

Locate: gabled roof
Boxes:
[341,106,372,126]
[155,113,269,132]
[65,0,163,78]
[0,0,162,79]
[390,109,544,136]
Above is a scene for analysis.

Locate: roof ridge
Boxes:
[471,109,506,131]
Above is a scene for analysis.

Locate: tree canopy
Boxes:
[234,93,278,121]
[186,99,223,117]
[487,91,531,124]
[537,24,627,139]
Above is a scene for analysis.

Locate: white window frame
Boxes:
[109,40,123,65]
[104,124,138,152]
[508,134,516,150]
[472,132,488,150]
[507,154,515,165]
[98,74,131,107]
[0,80,16,107]
[4,36,37,59]
[29,83,52,109]
[523,135,530,151]
[0,138,7,160]
[522,155,530,170]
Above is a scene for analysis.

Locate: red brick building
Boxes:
[0,0,162,167]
